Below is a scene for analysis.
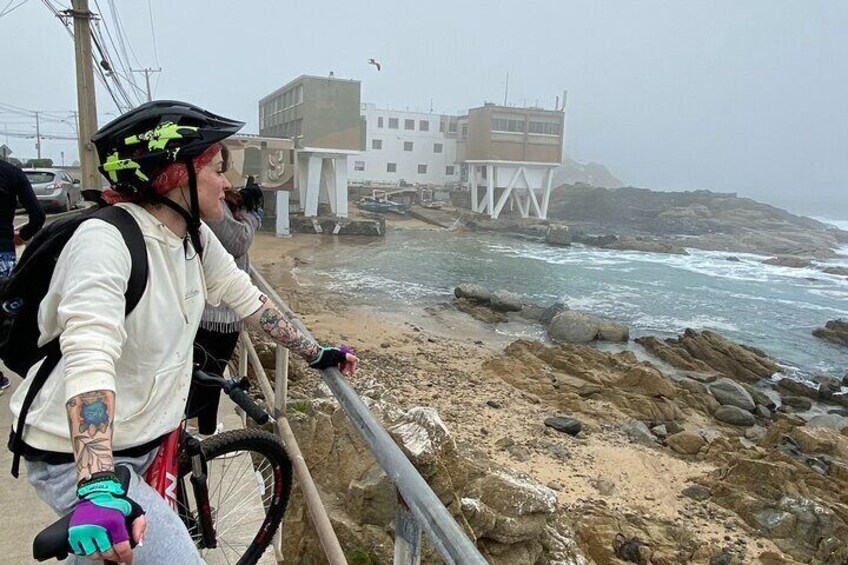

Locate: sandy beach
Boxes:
[246,226,811,563]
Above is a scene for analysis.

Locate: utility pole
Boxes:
[131,67,161,102]
[34,111,41,159]
[69,0,100,190]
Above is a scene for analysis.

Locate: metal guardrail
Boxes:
[248,266,487,565]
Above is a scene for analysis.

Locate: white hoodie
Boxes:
[9,203,265,454]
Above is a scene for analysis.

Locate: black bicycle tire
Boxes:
[179,428,293,565]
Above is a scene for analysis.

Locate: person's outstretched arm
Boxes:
[245,300,357,376]
[14,169,45,242]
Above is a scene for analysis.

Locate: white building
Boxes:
[349,104,459,187]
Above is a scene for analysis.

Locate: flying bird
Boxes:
[368,58,382,71]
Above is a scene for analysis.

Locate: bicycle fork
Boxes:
[181,434,218,549]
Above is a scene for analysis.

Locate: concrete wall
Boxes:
[460,105,564,163]
[259,75,362,151]
[348,104,458,186]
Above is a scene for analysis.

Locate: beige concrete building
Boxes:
[457,104,565,220]
[258,75,362,222]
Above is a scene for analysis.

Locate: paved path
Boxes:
[0,373,58,564]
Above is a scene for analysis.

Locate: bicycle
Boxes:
[32,369,293,565]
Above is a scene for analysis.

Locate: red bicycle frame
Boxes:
[144,424,185,509]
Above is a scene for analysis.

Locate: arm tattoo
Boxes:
[259,307,321,361]
[66,390,115,480]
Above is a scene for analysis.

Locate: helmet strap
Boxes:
[184,156,204,258]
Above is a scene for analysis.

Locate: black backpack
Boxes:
[1,205,148,477]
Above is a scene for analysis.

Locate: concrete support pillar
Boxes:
[334,158,349,218]
[469,165,478,213]
[486,165,495,217]
[303,155,322,217]
[275,191,290,237]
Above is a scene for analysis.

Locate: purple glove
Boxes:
[68,471,144,557]
[309,345,355,371]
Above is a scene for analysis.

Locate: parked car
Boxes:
[23,168,84,212]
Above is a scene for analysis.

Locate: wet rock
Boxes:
[635,329,780,384]
[622,420,659,446]
[454,283,492,304]
[543,416,582,436]
[516,303,545,321]
[547,311,600,343]
[665,421,685,435]
[827,408,848,417]
[490,290,523,312]
[822,266,848,276]
[781,396,813,411]
[776,378,819,399]
[714,405,756,427]
[597,323,629,342]
[817,377,842,400]
[773,411,805,426]
[454,297,508,324]
[725,256,741,262]
[545,224,571,246]
[710,378,756,411]
[762,256,813,268]
[812,319,848,347]
[666,431,707,455]
[539,302,568,326]
[682,484,712,501]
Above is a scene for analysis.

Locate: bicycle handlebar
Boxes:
[192,369,272,425]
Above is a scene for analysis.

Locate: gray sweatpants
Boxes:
[27,451,205,564]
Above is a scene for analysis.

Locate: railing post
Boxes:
[393,494,422,565]
[275,345,288,418]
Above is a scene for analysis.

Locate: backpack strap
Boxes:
[91,206,149,314]
[9,206,149,477]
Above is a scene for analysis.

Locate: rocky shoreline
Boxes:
[245,234,848,565]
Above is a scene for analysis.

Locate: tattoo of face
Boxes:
[77,392,110,435]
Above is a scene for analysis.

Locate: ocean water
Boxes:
[300,228,848,382]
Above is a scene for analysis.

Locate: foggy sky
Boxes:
[2,1,846,218]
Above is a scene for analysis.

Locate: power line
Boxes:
[0,0,29,18]
[147,0,159,67]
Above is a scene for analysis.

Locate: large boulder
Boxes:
[490,290,524,312]
[806,414,848,432]
[666,431,707,455]
[635,329,781,384]
[455,283,492,304]
[545,224,571,246]
[714,405,756,427]
[539,303,568,326]
[813,319,848,347]
[776,378,819,399]
[709,378,756,411]
[547,311,600,344]
[762,256,813,269]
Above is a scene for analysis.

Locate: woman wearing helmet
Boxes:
[8,101,357,564]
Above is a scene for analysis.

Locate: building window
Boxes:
[295,84,303,105]
[388,117,399,129]
[419,120,429,131]
[433,143,443,153]
[528,121,561,135]
[492,118,526,133]
[448,121,457,133]
[354,161,365,172]
[387,162,397,173]
[372,139,383,149]
[418,164,428,174]
[377,117,384,128]
[439,120,445,133]
[460,124,468,139]
[404,141,413,152]
[446,165,455,175]
[404,119,415,130]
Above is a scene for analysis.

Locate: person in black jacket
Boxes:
[0,158,45,392]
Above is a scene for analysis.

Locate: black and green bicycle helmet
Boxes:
[92,100,244,255]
